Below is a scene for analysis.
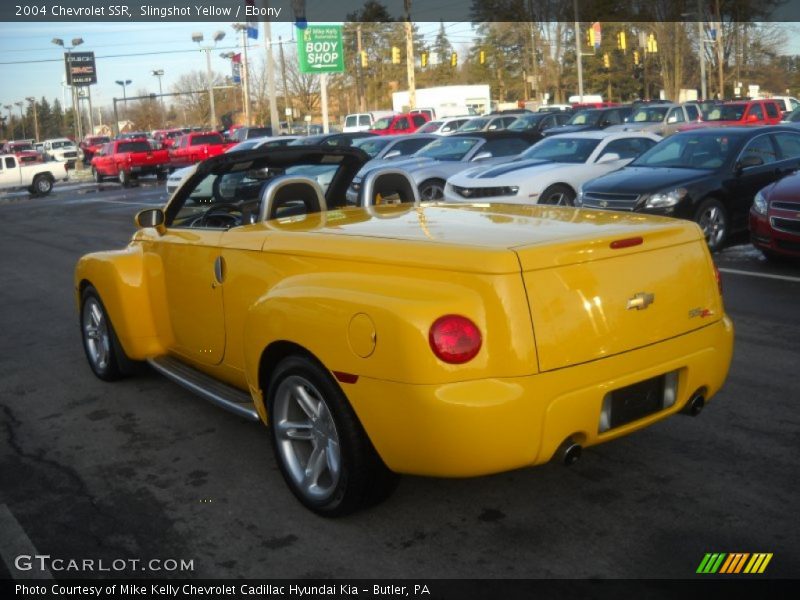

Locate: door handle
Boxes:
[213,256,225,285]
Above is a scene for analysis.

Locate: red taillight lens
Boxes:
[429,315,482,364]
[713,263,722,295]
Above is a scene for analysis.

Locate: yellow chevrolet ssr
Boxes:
[75,146,733,516]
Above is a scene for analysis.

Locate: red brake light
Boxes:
[610,236,643,250]
[429,315,482,364]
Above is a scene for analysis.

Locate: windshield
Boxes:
[352,137,391,157]
[88,137,110,145]
[705,105,746,121]
[417,121,442,133]
[630,107,669,123]
[520,137,601,163]
[414,137,479,161]
[371,117,392,130]
[118,141,152,153]
[507,115,543,131]
[9,143,34,151]
[459,118,489,132]
[52,140,76,148]
[191,134,224,145]
[567,110,600,126]
[631,133,736,169]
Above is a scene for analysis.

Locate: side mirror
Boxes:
[471,151,492,161]
[747,113,759,123]
[135,208,165,232]
[384,149,402,159]
[667,115,678,124]
[596,152,622,164]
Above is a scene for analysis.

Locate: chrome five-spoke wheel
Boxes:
[82,295,112,373]
[273,374,341,502]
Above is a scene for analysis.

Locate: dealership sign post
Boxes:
[63,51,98,141]
[297,25,345,134]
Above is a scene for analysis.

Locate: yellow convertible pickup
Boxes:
[75,146,733,516]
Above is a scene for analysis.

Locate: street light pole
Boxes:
[115,80,132,122]
[3,105,13,138]
[152,69,165,120]
[26,97,39,142]
[697,0,708,99]
[192,31,226,130]
[52,37,84,142]
[15,102,26,138]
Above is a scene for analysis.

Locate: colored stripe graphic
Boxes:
[698,552,773,574]
[744,553,773,574]
[720,553,750,573]
[697,553,727,574]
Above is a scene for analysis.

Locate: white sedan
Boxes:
[443,131,661,206]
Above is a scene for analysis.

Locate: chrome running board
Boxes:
[148,356,260,422]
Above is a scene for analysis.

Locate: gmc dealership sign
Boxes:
[64,52,97,86]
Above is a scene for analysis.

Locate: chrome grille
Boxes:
[770,216,800,234]
[62,151,78,159]
[581,191,639,211]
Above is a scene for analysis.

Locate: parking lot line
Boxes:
[0,504,53,580]
[718,268,800,283]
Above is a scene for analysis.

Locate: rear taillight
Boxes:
[713,263,722,295]
[429,315,482,364]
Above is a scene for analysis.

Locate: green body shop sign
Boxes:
[297,25,345,74]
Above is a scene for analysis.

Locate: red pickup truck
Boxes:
[168,132,234,168]
[90,138,170,186]
[368,113,430,136]
[678,99,783,132]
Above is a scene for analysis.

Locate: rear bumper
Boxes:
[345,316,734,477]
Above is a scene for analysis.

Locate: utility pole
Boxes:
[356,25,366,111]
[573,0,584,102]
[279,36,292,128]
[232,24,252,126]
[263,8,280,133]
[404,0,416,109]
[697,0,707,99]
[528,0,540,102]
[715,0,724,99]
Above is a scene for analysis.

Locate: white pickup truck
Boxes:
[0,154,68,195]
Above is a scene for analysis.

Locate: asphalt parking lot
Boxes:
[0,179,798,580]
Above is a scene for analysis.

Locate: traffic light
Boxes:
[421,52,428,67]
[633,50,640,65]
[647,34,658,53]
[451,52,457,67]
[360,50,368,68]
[603,53,610,69]
[588,27,595,47]
[391,46,401,64]
[617,31,626,51]
[479,49,486,65]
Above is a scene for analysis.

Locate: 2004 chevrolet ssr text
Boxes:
[74,146,733,516]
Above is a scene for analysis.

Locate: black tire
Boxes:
[119,169,130,187]
[31,174,53,196]
[267,355,398,517]
[694,198,729,252]
[92,167,104,183]
[418,178,446,201]
[80,286,138,381]
[539,183,576,206]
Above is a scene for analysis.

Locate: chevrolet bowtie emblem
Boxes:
[627,292,655,310]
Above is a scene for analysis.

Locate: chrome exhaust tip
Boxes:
[557,439,582,466]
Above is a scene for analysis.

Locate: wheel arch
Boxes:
[74,246,169,360]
